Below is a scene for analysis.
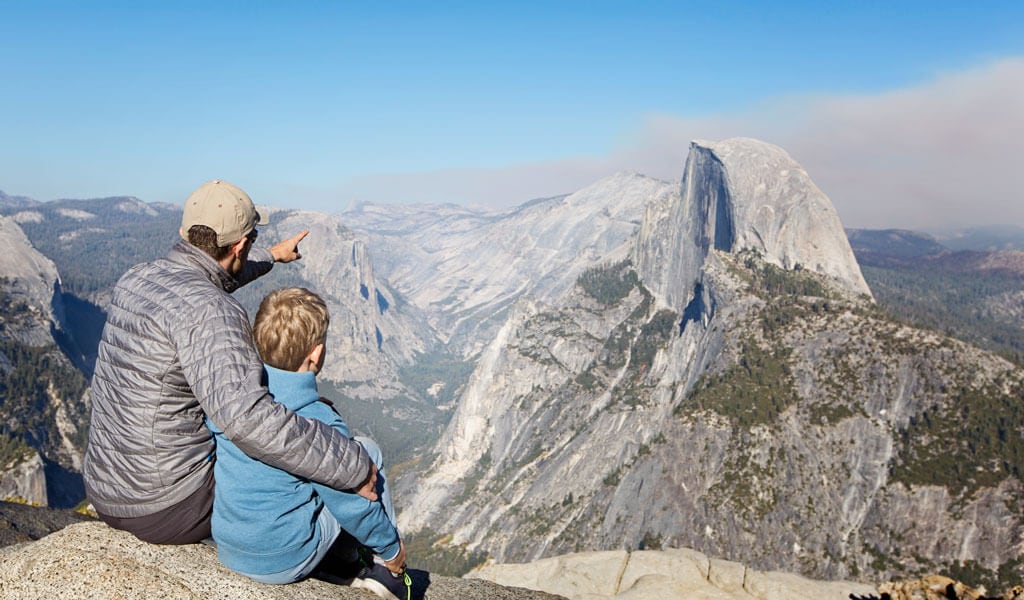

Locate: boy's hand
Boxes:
[384,540,407,574]
[270,230,309,263]
[355,463,379,502]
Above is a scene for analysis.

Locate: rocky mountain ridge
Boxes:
[341,172,671,355]
[0,190,38,210]
[396,139,1024,588]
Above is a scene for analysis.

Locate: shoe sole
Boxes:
[350,576,402,600]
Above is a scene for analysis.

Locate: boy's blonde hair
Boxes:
[253,287,330,371]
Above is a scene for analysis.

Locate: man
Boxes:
[83,179,376,545]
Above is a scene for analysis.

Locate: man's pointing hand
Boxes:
[270,229,310,263]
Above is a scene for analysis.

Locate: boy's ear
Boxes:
[308,343,325,369]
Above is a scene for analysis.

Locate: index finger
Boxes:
[290,229,310,244]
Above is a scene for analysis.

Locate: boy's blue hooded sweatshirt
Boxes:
[208,365,400,576]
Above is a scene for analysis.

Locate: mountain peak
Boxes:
[693,139,869,295]
[637,138,871,309]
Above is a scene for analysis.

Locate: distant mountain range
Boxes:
[1,138,1022,589]
[930,225,1024,252]
[846,228,1024,363]
[0,190,37,210]
[847,226,1024,258]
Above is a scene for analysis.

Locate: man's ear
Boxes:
[229,237,248,258]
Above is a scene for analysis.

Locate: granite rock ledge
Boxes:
[468,547,877,599]
[0,521,563,600]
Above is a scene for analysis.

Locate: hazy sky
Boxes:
[1,1,1022,230]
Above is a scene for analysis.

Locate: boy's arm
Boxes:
[307,403,402,560]
[319,488,401,561]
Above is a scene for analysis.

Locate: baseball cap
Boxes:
[180,179,270,246]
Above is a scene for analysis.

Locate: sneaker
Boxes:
[350,562,412,600]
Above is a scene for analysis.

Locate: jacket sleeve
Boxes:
[234,247,274,288]
[176,299,372,491]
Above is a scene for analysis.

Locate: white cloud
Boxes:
[335,57,1024,229]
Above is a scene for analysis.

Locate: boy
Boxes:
[207,287,410,599]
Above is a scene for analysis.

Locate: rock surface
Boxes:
[694,138,870,298]
[0,521,564,600]
[468,548,876,599]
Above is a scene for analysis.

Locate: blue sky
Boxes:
[2,1,1023,229]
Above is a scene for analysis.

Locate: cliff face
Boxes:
[398,139,1024,585]
[0,453,47,506]
[0,217,89,507]
[0,217,66,347]
[694,139,870,297]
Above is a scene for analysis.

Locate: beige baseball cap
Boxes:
[180,179,270,246]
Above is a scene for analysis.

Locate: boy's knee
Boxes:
[353,436,384,468]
